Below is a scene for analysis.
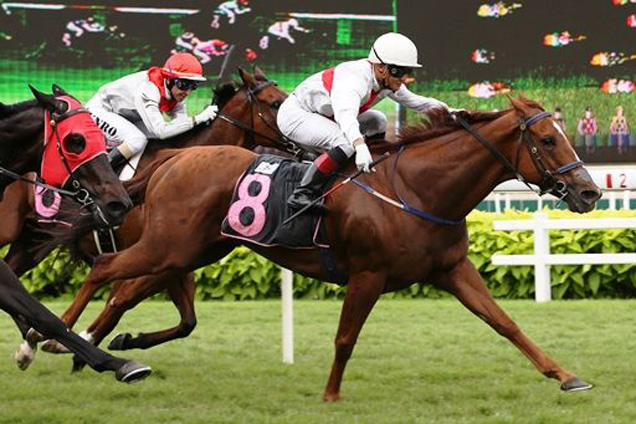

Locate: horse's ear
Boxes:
[253,65,267,81]
[237,67,256,87]
[508,94,530,117]
[29,84,66,114]
[51,84,70,97]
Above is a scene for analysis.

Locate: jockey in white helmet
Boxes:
[277,32,452,210]
[86,52,218,174]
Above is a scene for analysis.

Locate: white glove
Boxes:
[193,105,218,125]
[354,142,374,173]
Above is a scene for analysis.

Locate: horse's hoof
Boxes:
[14,341,36,371]
[108,333,132,351]
[115,361,152,383]
[561,377,593,392]
[25,328,43,345]
[41,339,71,354]
[322,392,341,402]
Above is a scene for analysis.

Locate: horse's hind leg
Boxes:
[437,257,591,392]
[109,272,197,351]
[323,271,386,401]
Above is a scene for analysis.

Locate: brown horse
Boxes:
[47,96,601,398]
[0,86,151,382]
[10,68,294,364]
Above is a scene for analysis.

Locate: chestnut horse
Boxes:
[47,96,601,398]
[10,68,294,364]
[0,86,151,382]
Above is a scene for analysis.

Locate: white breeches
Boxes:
[276,94,387,157]
[86,100,148,156]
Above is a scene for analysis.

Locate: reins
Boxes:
[347,109,582,225]
[217,80,307,159]
[455,111,583,198]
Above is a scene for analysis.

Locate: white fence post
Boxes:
[533,213,551,302]
[494,193,501,213]
[623,191,631,210]
[281,268,294,364]
[609,192,617,210]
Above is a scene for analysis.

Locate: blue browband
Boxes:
[523,111,552,127]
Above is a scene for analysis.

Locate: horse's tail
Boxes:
[124,149,183,205]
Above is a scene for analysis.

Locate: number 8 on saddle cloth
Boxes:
[221,155,332,249]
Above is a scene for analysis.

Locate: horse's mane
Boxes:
[213,82,239,109]
[369,96,543,153]
[0,99,38,120]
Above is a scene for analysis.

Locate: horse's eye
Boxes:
[64,133,86,155]
[541,136,555,148]
[271,100,282,109]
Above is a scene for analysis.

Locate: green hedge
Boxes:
[15,209,636,300]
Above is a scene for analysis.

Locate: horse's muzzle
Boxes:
[563,169,602,213]
[93,196,132,228]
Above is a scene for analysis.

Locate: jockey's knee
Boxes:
[358,110,387,138]
[121,136,148,158]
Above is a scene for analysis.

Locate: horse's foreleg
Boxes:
[56,241,169,332]
[0,260,149,381]
[110,273,197,350]
[84,278,162,349]
[324,271,385,402]
[438,258,592,392]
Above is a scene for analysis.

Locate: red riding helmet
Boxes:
[162,52,206,81]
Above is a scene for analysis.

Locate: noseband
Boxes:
[455,111,583,198]
[215,80,307,158]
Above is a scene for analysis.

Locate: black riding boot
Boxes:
[107,148,127,176]
[287,162,330,211]
[287,146,348,211]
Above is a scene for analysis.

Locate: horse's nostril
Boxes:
[107,200,129,217]
[581,189,602,204]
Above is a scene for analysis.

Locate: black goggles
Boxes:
[388,65,413,79]
[174,79,200,91]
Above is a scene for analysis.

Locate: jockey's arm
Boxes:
[167,101,189,122]
[330,68,366,145]
[389,84,449,115]
[134,83,194,140]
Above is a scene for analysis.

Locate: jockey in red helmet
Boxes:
[86,52,218,176]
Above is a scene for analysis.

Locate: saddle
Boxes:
[221,155,332,249]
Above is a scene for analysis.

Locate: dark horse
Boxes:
[46,96,601,398]
[8,68,293,364]
[0,86,151,382]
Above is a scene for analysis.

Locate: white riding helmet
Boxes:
[368,32,422,68]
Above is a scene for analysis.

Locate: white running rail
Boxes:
[491,213,636,302]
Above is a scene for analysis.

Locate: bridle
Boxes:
[215,80,308,159]
[344,109,584,227]
[49,106,103,211]
[454,111,583,199]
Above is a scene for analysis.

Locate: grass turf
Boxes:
[0,299,634,423]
